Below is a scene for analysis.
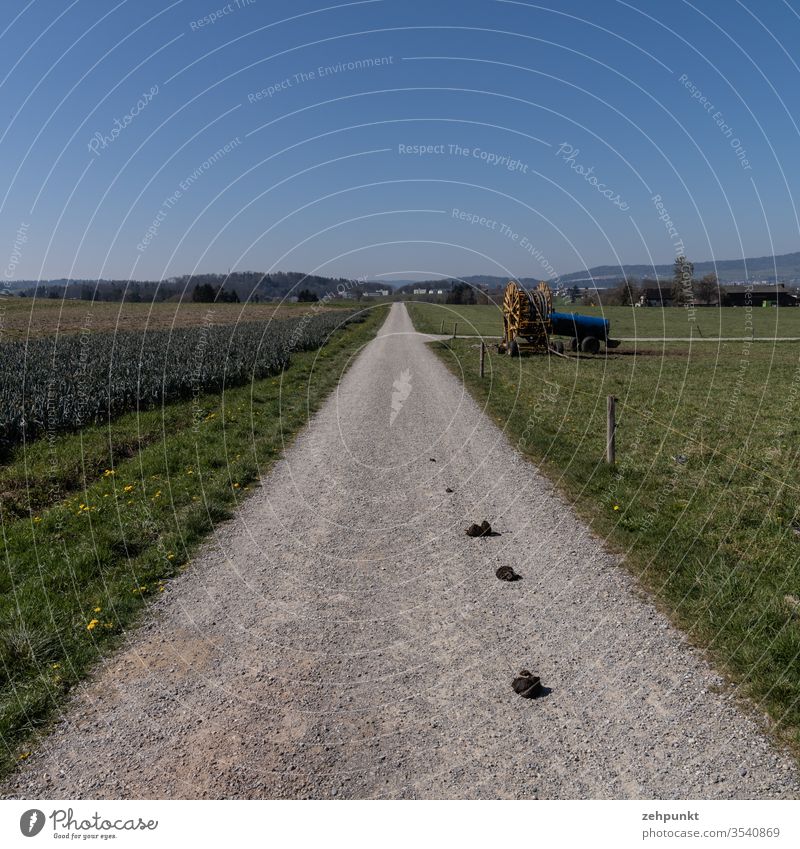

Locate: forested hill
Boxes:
[7,271,379,301]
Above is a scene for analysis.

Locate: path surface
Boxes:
[4,304,798,799]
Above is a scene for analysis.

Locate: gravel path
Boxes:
[4,303,798,799]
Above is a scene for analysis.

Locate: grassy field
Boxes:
[0,296,355,341]
[406,301,800,340]
[411,319,800,749]
[0,306,387,774]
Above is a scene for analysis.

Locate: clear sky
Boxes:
[3,0,800,283]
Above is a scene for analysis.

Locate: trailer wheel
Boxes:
[570,337,580,352]
[552,340,565,354]
[580,335,600,354]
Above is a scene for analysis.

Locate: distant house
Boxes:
[640,283,674,307]
[722,284,798,307]
[363,289,390,298]
[638,282,798,307]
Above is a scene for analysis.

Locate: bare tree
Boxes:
[695,272,719,305]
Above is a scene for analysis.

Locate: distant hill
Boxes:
[8,250,800,300]
[394,251,800,292]
[6,272,387,302]
[555,251,800,287]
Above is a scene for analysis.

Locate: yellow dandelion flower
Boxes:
[33,516,41,523]
[123,484,134,493]
[167,553,174,560]
[17,752,30,761]
[51,663,60,669]
[86,619,99,631]
[103,469,115,477]
[613,505,620,511]
[94,606,101,613]
[233,483,240,489]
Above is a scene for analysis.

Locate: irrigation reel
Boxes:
[498,281,619,356]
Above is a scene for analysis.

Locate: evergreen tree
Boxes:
[672,256,694,305]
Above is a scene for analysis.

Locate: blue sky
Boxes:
[3,0,800,282]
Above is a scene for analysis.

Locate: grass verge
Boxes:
[421,331,800,750]
[0,306,386,775]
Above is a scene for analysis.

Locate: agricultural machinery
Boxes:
[498,281,620,356]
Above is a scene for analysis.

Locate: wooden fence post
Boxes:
[607,395,616,465]
[479,342,485,377]
[452,323,458,339]
[440,319,444,333]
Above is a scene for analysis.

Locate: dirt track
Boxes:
[4,303,798,799]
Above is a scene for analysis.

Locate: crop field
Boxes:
[0,296,355,341]
[0,307,386,772]
[414,322,800,747]
[406,301,800,340]
[0,309,360,450]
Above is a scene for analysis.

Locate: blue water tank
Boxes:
[550,311,610,341]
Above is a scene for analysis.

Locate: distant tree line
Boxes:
[11,270,368,303]
[191,283,239,303]
[445,282,491,305]
[595,256,721,306]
